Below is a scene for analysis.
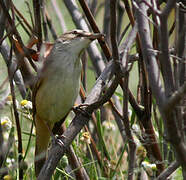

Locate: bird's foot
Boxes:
[72,104,91,118]
[56,136,65,148]
[51,134,66,148]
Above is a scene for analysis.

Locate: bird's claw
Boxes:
[55,135,66,148]
[72,104,91,118]
[51,135,66,148]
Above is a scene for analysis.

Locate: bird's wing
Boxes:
[32,76,44,124]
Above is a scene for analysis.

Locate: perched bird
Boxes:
[33,29,102,176]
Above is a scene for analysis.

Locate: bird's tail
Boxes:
[35,115,51,177]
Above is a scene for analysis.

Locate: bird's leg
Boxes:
[52,119,68,148]
[52,114,68,134]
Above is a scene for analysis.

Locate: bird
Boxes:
[32,29,102,176]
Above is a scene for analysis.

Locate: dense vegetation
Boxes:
[0,0,185,179]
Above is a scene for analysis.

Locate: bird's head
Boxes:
[54,29,103,55]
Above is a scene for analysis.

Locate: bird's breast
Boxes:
[35,57,81,124]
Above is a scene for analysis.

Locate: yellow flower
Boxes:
[80,132,91,144]
[1,116,12,129]
[20,100,32,109]
[3,175,13,180]
[1,119,9,126]
[20,100,28,106]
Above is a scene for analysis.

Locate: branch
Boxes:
[51,0,67,32]
[66,146,89,180]
[12,4,34,33]
[123,74,137,180]
[163,81,186,112]
[0,0,11,38]
[110,0,119,62]
[123,0,135,26]
[176,2,186,86]
[135,0,165,107]
[32,0,42,49]
[103,0,110,45]
[157,161,180,180]
[161,0,177,18]
[78,0,112,60]
[40,1,48,41]
[158,0,176,97]
[45,10,58,40]
[119,23,138,69]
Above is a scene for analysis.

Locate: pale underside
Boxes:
[35,53,82,126]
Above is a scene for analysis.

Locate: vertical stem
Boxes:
[41,0,48,41]
[103,0,110,45]
[7,47,23,180]
[110,0,119,62]
[123,74,136,180]
[33,0,42,49]
[78,0,112,60]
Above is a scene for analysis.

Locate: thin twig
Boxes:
[41,1,48,41]
[135,0,165,107]
[12,4,33,33]
[117,1,125,41]
[67,145,90,180]
[25,2,34,27]
[51,0,67,32]
[163,81,186,112]
[122,0,135,26]
[7,46,23,180]
[110,0,119,62]
[103,0,110,46]
[15,15,31,37]
[45,10,58,40]
[32,0,42,49]
[123,73,136,180]
[78,0,112,60]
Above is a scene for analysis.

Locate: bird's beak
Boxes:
[83,32,104,41]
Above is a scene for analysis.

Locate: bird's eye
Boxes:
[73,30,78,34]
[73,30,83,37]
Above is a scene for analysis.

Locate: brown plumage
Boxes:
[32,29,102,177]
